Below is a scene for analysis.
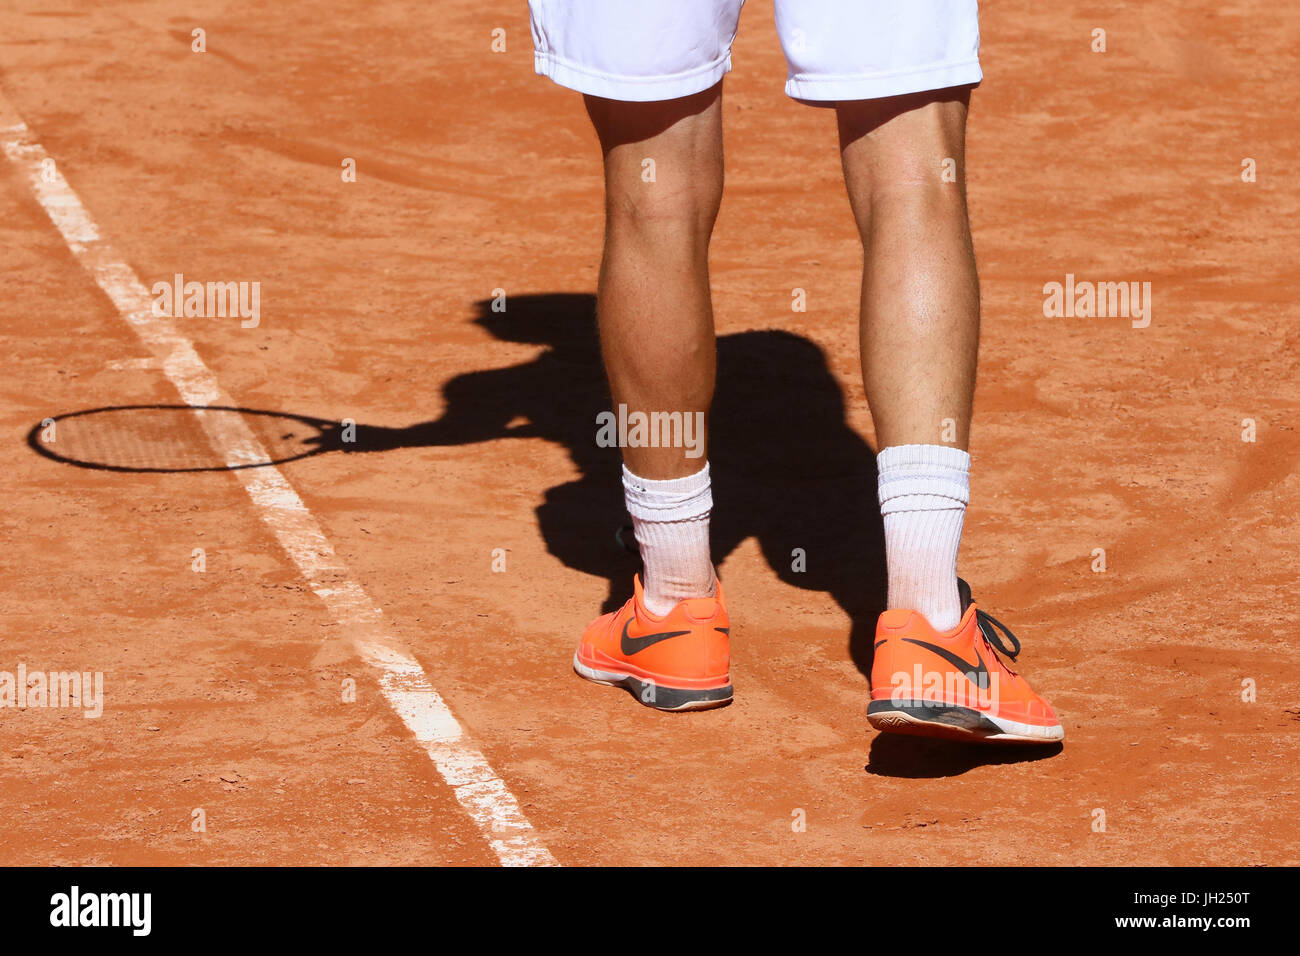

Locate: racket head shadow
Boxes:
[27,404,345,473]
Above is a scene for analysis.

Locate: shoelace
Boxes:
[975,608,1021,662]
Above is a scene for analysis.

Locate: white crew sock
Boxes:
[623,463,716,617]
[876,444,971,632]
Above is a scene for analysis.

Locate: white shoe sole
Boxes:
[868,700,1064,744]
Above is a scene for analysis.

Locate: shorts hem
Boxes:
[784,58,983,102]
[534,49,732,102]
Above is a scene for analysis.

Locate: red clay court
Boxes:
[0,0,1297,866]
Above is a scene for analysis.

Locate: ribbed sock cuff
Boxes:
[877,444,971,515]
[622,463,712,522]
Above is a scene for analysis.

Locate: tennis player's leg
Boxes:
[772,0,985,628]
[530,0,738,709]
[774,0,1062,739]
[585,87,723,618]
[838,89,978,631]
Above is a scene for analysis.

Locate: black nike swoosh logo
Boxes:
[621,618,692,655]
[901,638,990,689]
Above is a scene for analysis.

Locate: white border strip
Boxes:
[1,96,556,867]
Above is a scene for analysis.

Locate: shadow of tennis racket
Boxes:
[27,404,352,473]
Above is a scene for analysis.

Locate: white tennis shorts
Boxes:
[529,0,981,103]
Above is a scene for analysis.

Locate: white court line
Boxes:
[0,95,557,867]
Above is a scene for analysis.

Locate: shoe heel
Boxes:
[574,654,732,712]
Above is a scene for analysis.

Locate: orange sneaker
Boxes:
[573,575,732,711]
[868,579,1063,743]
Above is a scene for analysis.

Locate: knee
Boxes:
[605,163,723,249]
[586,86,726,250]
[839,90,971,233]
